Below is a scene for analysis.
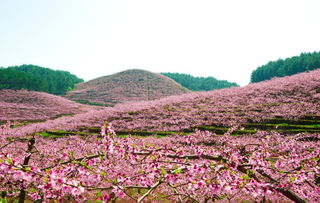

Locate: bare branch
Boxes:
[137,179,162,203]
[41,153,103,171]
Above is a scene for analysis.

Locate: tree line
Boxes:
[161,72,239,91]
[0,64,83,95]
[251,51,320,83]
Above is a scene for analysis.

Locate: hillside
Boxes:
[77,68,320,133]
[5,69,320,202]
[162,72,239,91]
[0,89,99,123]
[66,69,190,106]
[14,68,320,135]
[0,64,83,95]
[251,51,320,83]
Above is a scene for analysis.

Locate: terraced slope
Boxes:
[65,69,190,106]
[13,69,320,137]
[68,69,320,133]
[37,115,320,139]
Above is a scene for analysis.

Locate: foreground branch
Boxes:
[137,179,162,203]
[39,149,306,202]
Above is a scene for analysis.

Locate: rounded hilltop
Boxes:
[65,69,190,106]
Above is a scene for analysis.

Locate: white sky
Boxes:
[1,0,320,86]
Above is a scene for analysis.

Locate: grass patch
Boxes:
[79,126,101,133]
[244,123,320,130]
[255,102,281,107]
[35,130,93,138]
[51,113,74,119]
[265,118,320,125]
[74,100,107,106]
[127,111,141,116]
[38,128,188,138]
[276,129,320,134]
[163,104,177,112]
[193,125,257,135]
[115,130,187,137]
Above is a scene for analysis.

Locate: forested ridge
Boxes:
[0,64,83,95]
[251,51,320,83]
[161,72,239,91]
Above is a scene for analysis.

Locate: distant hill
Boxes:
[162,72,239,91]
[66,69,190,106]
[0,64,84,95]
[251,51,320,83]
[0,89,98,122]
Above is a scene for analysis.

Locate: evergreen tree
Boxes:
[162,72,239,91]
[0,64,83,95]
[251,51,320,83]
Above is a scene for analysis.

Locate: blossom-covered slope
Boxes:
[13,69,320,135]
[73,69,320,131]
[65,69,190,106]
[2,69,320,202]
[0,89,99,122]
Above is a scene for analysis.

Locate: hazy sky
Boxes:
[1,0,320,86]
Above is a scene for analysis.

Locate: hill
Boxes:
[0,64,83,95]
[6,68,320,203]
[4,69,320,203]
[77,68,320,133]
[0,89,99,123]
[162,72,239,91]
[65,69,190,106]
[15,68,320,135]
[251,51,320,83]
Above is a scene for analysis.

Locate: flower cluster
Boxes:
[0,122,319,202]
